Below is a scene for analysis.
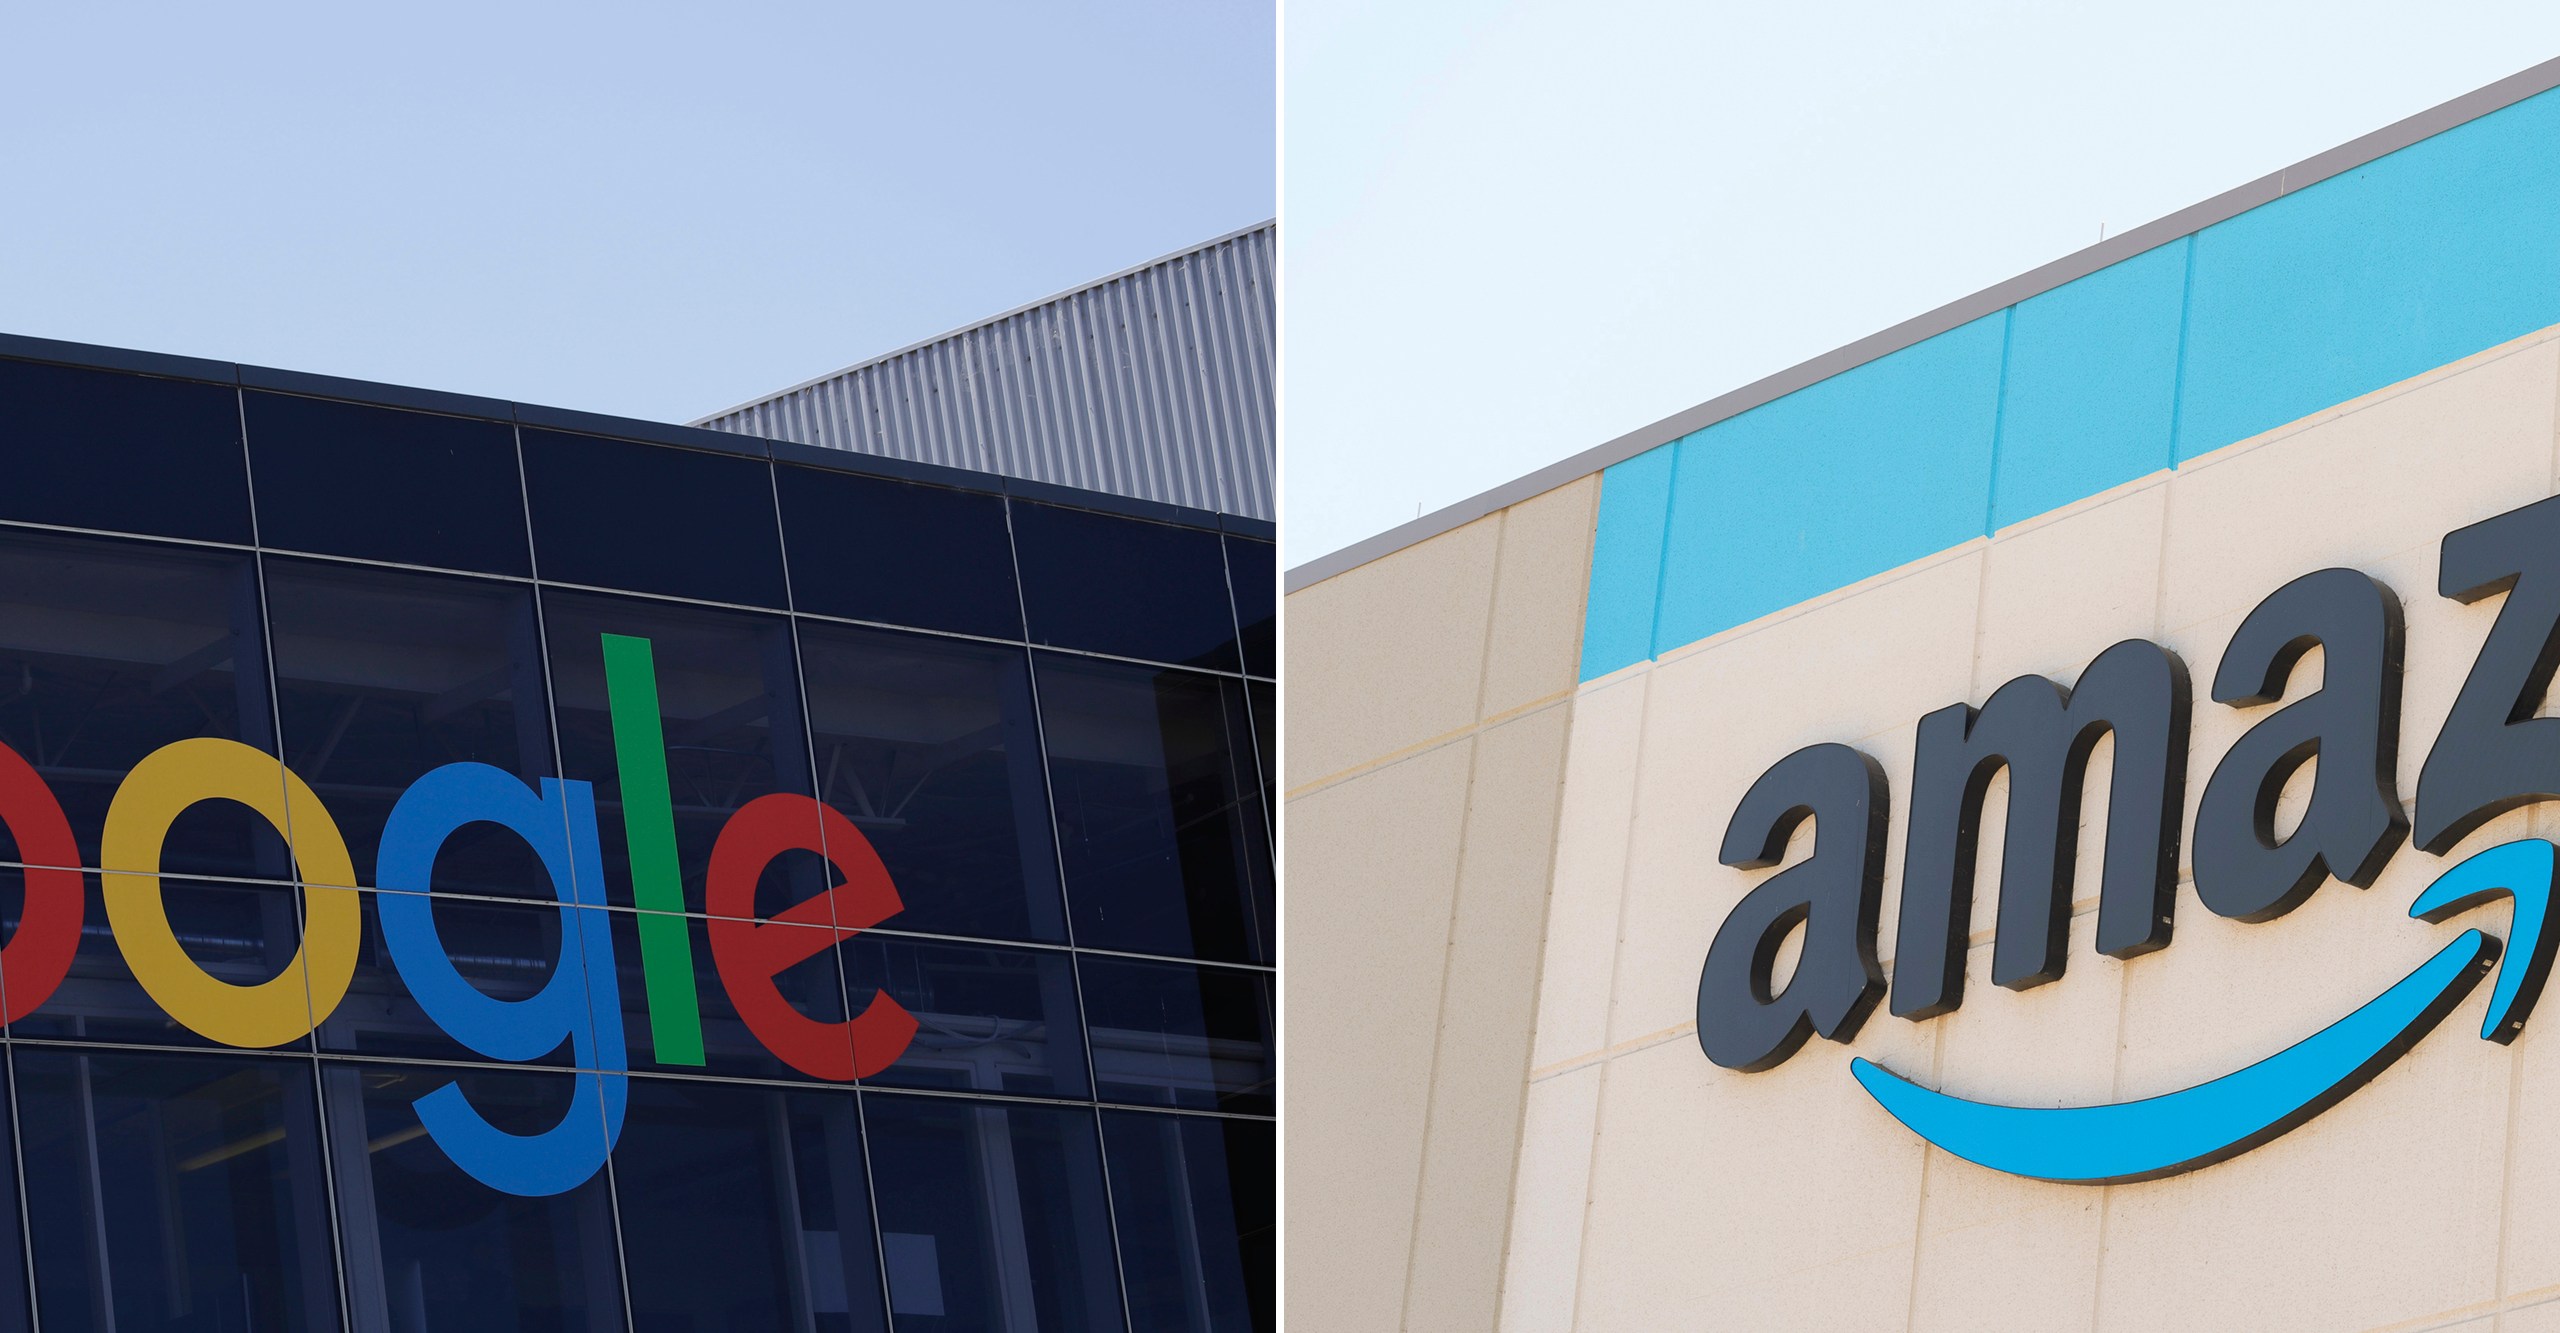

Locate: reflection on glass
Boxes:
[1080,957,1273,1114]
[799,623,1065,943]
[325,1062,627,1333]
[0,357,252,544]
[18,1048,341,1333]
[10,881,310,1050]
[520,430,788,608]
[842,936,1088,1098]
[776,465,1021,639]
[603,908,853,1082]
[1101,1111,1272,1333]
[1035,655,1272,962]
[544,592,822,917]
[613,1079,888,1332]
[1224,536,1274,680]
[267,558,555,889]
[321,892,589,1066]
[243,391,531,576]
[863,1094,1125,1332]
[0,529,288,878]
[1010,503,1238,671]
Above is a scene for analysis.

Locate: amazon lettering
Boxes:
[1700,493,2560,1094]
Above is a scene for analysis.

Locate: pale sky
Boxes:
[1284,2,2560,565]
[0,3,1274,426]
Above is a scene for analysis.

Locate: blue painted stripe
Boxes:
[1581,86,2560,682]
[1579,448,1676,682]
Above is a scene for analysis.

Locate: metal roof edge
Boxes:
[687,218,1279,427]
[1284,55,2560,594]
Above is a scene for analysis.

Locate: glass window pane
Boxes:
[244,391,532,575]
[543,592,823,917]
[602,908,855,1083]
[777,466,1020,639]
[1245,679,1275,839]
[842,936,1088,1099]
[1224,536,1273,679]
[0,359,252,544]
[1100,1111,1272,1333]
[0,529,289,879]
[325,1061,627,1333]
[266,559,555,889]
[799,623,1065,944]
[1079,957,1273,1114]
[862,1094,1125,1332]
[17,1048,341,1333]
[1036,656,1271,962]
[520,430,787,608]
[321,892,591,1067]
[1010,504,1237,672]
[10,880,312,1051]
[613,1079,888,1333]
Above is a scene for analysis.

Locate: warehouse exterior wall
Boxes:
[1283,477,1596,1332]
[1286,58,2560,1333]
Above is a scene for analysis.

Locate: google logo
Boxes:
[0,631,914,1197]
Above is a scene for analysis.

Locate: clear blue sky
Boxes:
[1287,3,2560,562]
[0,3,1273,425]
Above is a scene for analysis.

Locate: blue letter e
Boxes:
[377,763,627,1197]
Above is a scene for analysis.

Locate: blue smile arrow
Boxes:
[1851,838,2560,1184]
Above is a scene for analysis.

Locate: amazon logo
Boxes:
[1698,491,2560,1183]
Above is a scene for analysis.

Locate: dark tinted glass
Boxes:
[613,1079,889,1333]
[1036,656,1272,962]
[1080,957,1273,1114]
[521,430,786,607]
[777,465,1021,638]
[18,1048,341,1333]
[799,622,1065,943]
[1101,1112,1272,1333]
[0,1058,27,1330]
[862,1094,1125,1332]
[321,892,591,1066]
[0,359,252,543]
[0,529,288,878]
[543,592,823,916]
[843,935,1089,1098]
[10,880,310,1049]
[1011,504,1237,671]
[1225,536,1274,678]
[1245,678,1275,834]
[324,1062,628,1333]
[244,391,531,574]
[266,559,554,888]
[603,908,855,1082]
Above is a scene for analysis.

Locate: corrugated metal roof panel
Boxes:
[695,222,1276,520]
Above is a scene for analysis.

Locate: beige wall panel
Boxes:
[1407,704,1576,1333]
[1481,478,1601,721]
[1609,550,1984,1048]
[1905,916,2117,1333]
[2158,337,2559,638]
[1576,1026,1936,1330]
[1975,479,2170,689]
[2500,1300,2560,1331]
[1533,672,1650,1070]
[2488,804,2560,1301]
[2094,837,2523,1332]
[1498,1064,1604,1333]
[1285,740,1477,1330]
[1287,514,1500,783]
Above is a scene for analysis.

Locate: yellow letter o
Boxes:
[101,738,360,1048]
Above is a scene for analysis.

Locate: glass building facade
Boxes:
[0,344,1276,1332]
